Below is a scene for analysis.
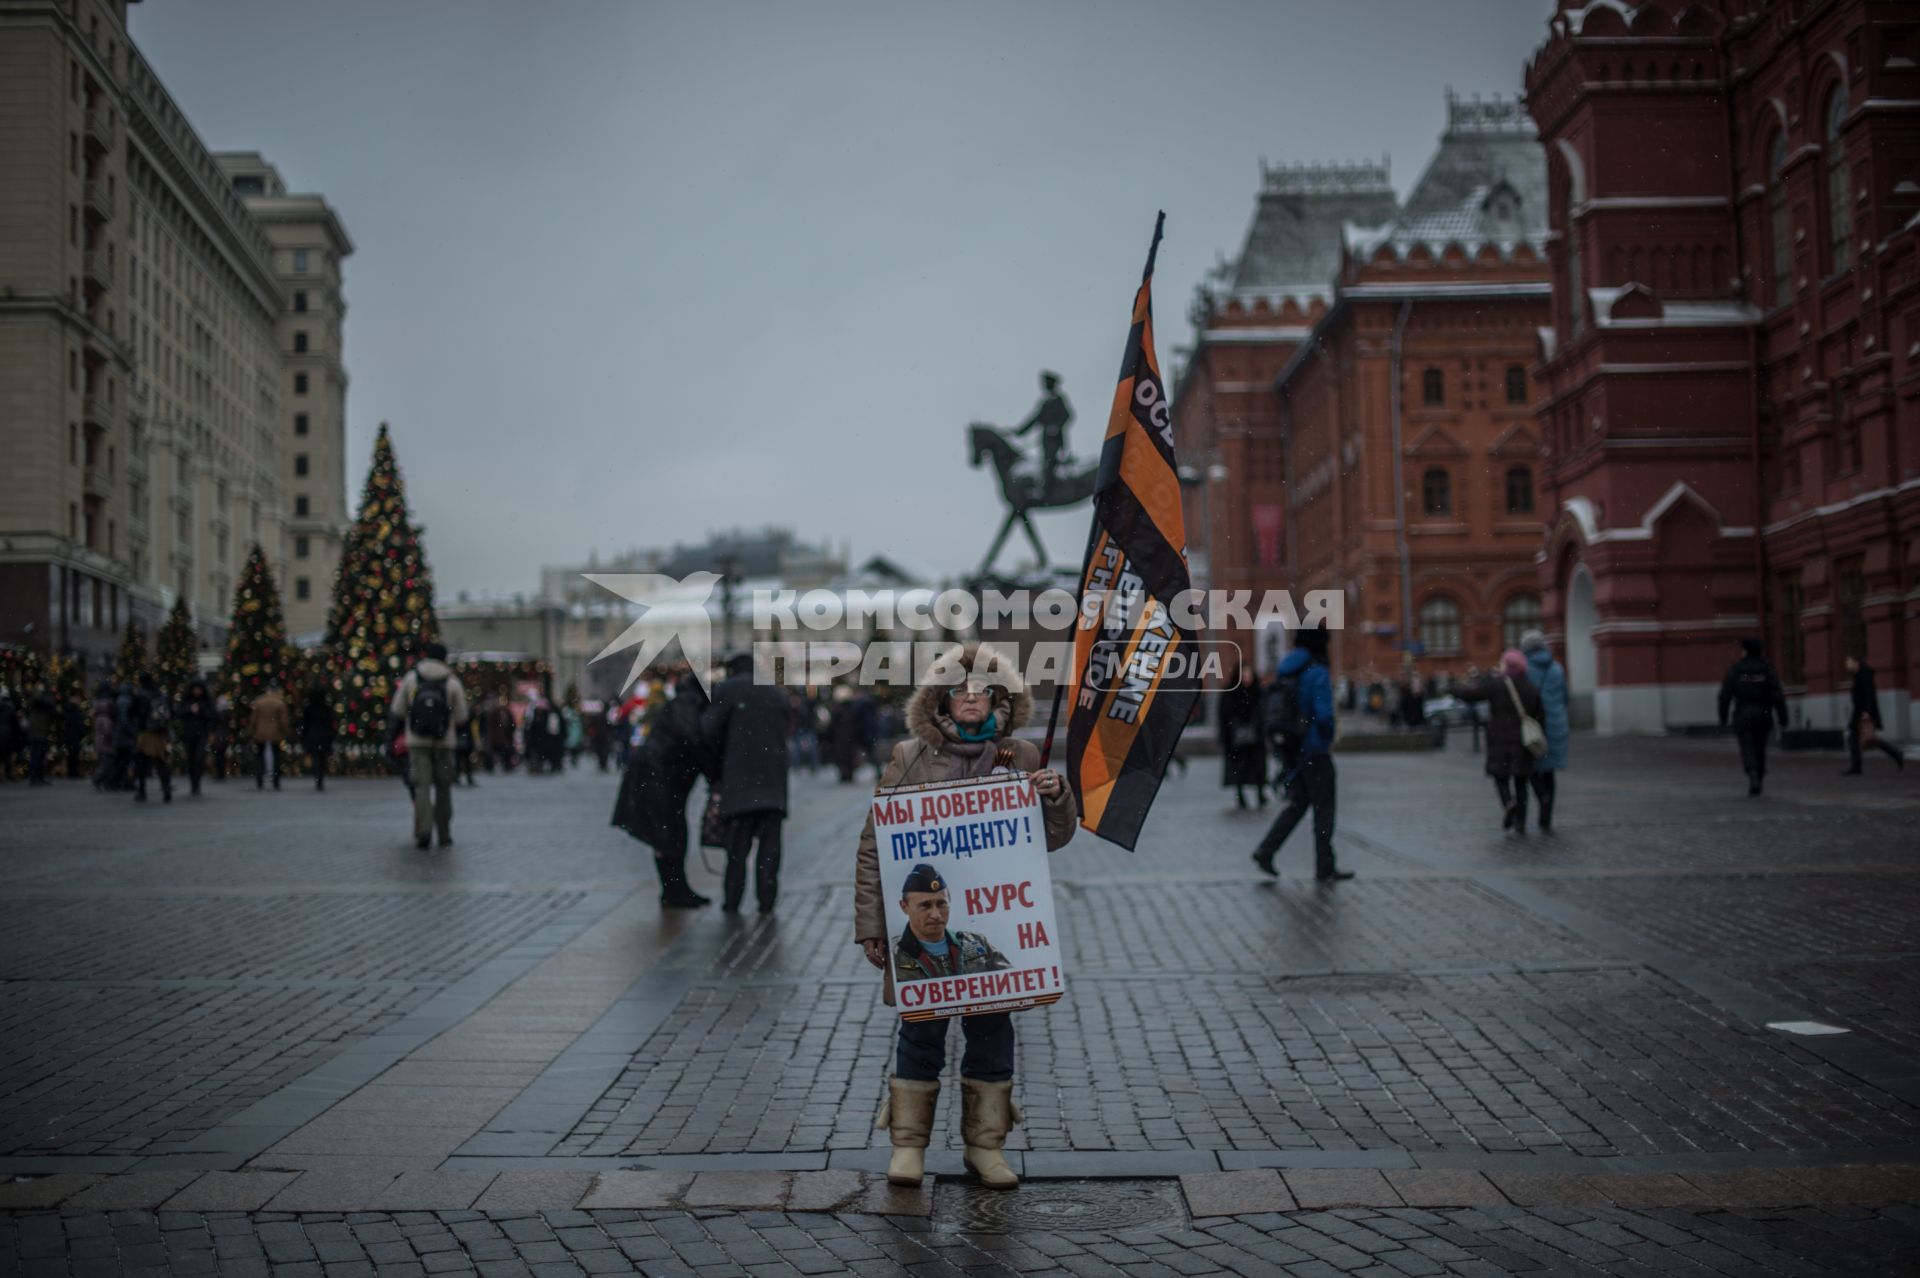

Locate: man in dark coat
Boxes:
[177,679,215,796]
[302,685,337,791]
[612,672,714,908]
[1718,637,1789,796]
[1841,655,1903,775]
[703,653,792,913]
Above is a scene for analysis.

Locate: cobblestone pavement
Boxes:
[2,732,1916,1272]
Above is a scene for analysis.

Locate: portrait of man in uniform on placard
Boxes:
[892,862,1012,985]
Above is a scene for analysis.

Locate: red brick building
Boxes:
[1274,94,1553,683]
[1171,160,1396,667]
[1527,0,1919,733]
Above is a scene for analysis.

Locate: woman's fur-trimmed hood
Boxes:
[903,642,1032,749]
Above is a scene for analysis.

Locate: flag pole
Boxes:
[1038,212,1165,769]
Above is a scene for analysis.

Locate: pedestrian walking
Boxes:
[827,684,865,783]
[90,682,117,790]
[210,694,231,781]
[1840,654,1903,775]
[0,692,19,782]
[112,682,138,790]
[1250,627,1352,881]
[61,691,88,780]
[1717,638,1788,796]
[611,670,715,909]
[25,687,55,786]
[1456,650,1545,832]
[853,643,1077,1190]
[249,683,290,790]
[302,684,337,791]
[1520,630,1570,830]
[563,701,585,768]
[1217,650,1267,809]
[390,642,468,849]
[177,678,215,796]
[704,653,792,913]
[485,692,516,772]
[132,673,174,804]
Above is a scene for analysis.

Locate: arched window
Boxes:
[1768,130,1792,304]
[1505,466,1534,515]
[1422,467,1452,516]
[1420,596,1462,656]
[1422,368,1445,406]
[1825,85,1851,272]
[1505,365,1527,405]
[1502,593,1542,650]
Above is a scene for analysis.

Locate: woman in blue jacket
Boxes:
[1520,630,1569,830]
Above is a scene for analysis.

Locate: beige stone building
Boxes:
[217,152,353,638]
[0,0,348,673]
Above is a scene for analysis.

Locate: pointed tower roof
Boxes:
[1346,91,1549,261]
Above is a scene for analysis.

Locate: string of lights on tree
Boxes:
[156,596,197,701]
[222,542,300,735]
[321,423,440,749]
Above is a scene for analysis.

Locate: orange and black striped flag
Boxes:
[1051,213,1200,850]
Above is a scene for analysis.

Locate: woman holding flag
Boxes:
[853,642,1077,1190]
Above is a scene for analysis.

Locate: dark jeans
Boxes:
[310,744,332,788]
[1736,720,1772,781]
[256,742,279,787]
[1254,753,1337,875]
[28,741,49,784]
[1847,720,1901,770]
[724,810,784,911]
[183,736,207,792]
[65,739,85,779]
[1494,775,1529,823]
[136,753,171,799]
[896,1011,1014,1083]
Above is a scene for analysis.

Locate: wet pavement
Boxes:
[2,731,1916,1274]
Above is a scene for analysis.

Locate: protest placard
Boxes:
[872,771,1064,1022]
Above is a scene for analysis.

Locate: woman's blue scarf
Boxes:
[954,714,999,742]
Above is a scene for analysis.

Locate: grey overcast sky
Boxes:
[132,0,1555,596]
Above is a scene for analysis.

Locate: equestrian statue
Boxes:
[969,371,1097,575]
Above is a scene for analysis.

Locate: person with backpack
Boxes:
[249,682,291,790]
[389,642,469,849]
[132,672,174,803]
[1457,650,1546,832]
[1250,626,1351,882]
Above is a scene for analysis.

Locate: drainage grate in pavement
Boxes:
[935,1178,1187,1234]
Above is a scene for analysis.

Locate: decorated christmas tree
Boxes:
[113,619,148,685]
[223,543,298,732]
[156,596,197,700]
[322,423,440,749]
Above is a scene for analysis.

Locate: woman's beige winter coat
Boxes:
[852,644,1077,1006]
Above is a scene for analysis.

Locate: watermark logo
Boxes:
[585,578,1343,693]
[584,571,719,695]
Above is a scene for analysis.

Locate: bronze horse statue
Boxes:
[968,423,1098,574]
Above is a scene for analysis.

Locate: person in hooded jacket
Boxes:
[612,670,715,908]
[1250,626,1351,882]
[177,679,215,796]
[853,643,1077,1192]
[1456,649,1545,832]
[1519,630,1570,830]
[1717,638,1788,796]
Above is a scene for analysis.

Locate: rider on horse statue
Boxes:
[1013,371,1073,503]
